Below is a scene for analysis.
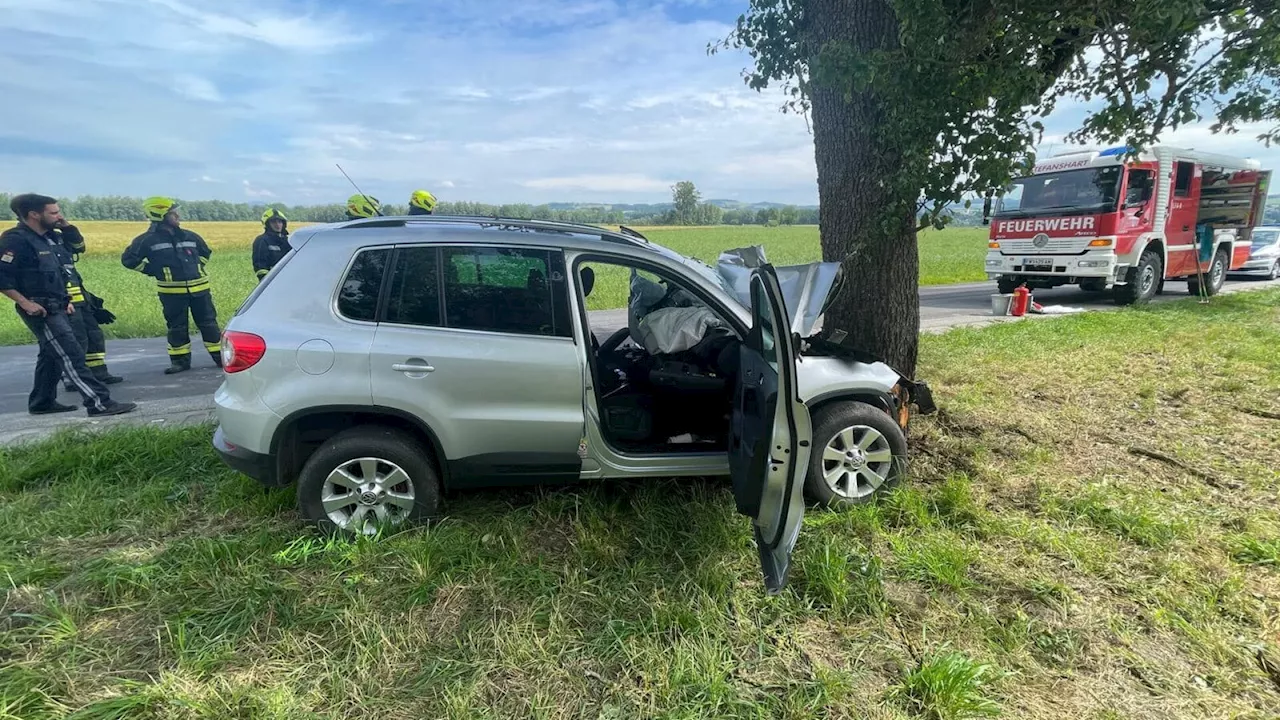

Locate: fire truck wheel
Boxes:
[1113,248,1162,306]
[1187,249,1228,297]
[804,401,908,508]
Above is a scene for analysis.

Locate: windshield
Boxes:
[996,166,1123,217]
[1252,229,1278,249]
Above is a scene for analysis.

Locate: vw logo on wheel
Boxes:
[1032,233,1050,248]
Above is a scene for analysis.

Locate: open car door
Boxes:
[729,264,813,595]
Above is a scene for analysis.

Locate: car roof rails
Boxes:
[339,214,652,249]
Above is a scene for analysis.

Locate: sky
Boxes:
[0,0,1276,207]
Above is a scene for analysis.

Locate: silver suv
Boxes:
[212,216,935,593]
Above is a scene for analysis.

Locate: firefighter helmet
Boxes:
[261,207,288,226]
[143,196,178,222]
[345,194,381,219]
[409,189,437,214]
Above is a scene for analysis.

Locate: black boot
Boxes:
[210,351,224,369]
[164,354,192,375]
[93,365,124,385]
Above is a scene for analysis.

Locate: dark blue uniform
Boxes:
[0,223,118,414]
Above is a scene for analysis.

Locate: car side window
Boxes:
[337,248,390,322]
[441,246,571,337]
[385,246,442,327]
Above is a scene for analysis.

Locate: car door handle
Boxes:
[392,362,435,373]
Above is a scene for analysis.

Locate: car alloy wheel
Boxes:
[321,456,417,534]
[821,424,895,500]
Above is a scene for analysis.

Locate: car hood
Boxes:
[714,245,844,337]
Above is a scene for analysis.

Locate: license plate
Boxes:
[1022,258,1053,270]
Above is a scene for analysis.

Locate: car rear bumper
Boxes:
[213,425,278,486]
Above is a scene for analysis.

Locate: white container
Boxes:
[991,293,1013,316]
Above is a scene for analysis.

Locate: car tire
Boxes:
[804,401,908,508]
[996,276,1020,294]
[296,426,441,535]
[1268,260,1279,281]
[1187,249,1228,297]
[1113,248,1162,306]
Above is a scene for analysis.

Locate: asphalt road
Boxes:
[1,275,1275,443]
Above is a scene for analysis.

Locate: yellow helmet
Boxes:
[409,189,437,214]
[345,194,381,219]
[143,196,178,222]
[261,207,288,225]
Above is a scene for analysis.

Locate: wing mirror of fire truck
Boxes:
[981,195,992,226]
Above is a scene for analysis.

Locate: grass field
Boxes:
[3,289,1279,718]
[0,221,990,347]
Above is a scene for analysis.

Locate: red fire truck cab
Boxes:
[985,146,1272,304]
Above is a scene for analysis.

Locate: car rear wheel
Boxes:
[1268,260,1279,281]
[296,426,441,535]
[804,401,908,508]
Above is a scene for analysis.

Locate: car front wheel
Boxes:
[296,426,441,535]
[804,401,908,508]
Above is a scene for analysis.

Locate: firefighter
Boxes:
[120,197,223,375]
[345,193,381,220]
[408,189,437,215]
[251,207,292,282]
[53,220,124,389]
[0,194,136,417]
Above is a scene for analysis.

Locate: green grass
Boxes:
[3,289,1279,718]
[0,222,990,346]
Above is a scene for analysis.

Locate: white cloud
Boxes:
[242,179,275,198]
[522,174,675,193]
[145,0,369,51]
[191,175,221,183]
[173,74,222,103]
[438,180,456,188]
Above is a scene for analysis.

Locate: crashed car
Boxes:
[212,215,935,593]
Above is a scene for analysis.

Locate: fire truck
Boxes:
[984,145,1272,304]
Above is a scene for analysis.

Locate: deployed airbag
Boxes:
[636,306,726,355]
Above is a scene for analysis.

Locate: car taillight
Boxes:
[222,331,266,373]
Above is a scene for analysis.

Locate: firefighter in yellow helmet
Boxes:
[252,207,291,282]
[120,196,222,374]
[408,189,437,215]
[345,194,381,220]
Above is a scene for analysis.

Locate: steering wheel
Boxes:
[598,326,632,357]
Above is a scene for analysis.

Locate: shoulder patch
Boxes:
[1,251,13,263]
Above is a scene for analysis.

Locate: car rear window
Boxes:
[337,248,391,322]
[441,246,572,337]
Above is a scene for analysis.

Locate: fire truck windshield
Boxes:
[995,166,1123,218]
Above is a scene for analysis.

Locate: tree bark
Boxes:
[807,0,921,378]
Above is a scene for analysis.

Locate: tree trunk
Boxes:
[807,0,920,378]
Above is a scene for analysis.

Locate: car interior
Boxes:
[577,261,744,454]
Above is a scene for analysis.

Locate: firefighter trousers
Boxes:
[18,305,111,413]
[65,299,109,374]
[159,289,222,361]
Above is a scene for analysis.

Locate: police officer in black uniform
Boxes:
[121,196,223,375]
[54,221,124,389]
[251,207,291,282]
[0,194,136,417]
